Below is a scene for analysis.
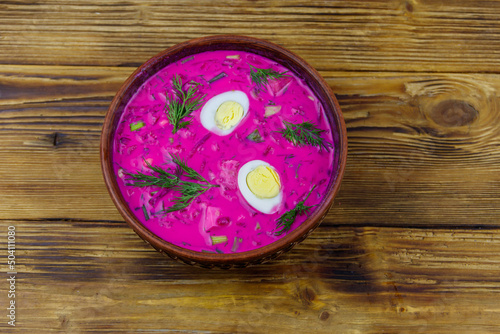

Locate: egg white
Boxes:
[237,160,283,214]
[200,90,249,136]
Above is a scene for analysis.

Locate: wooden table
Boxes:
[1,1,500,332]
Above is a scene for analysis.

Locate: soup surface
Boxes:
[113,50,335,253]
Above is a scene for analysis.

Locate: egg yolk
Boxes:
[214,101,244,130]
[246,165,281,199]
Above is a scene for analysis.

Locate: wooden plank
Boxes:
[0,65,498,225]
[327,71,500,226]
[4,221,500,333]
[0,64,133,106]
[0,65,132,221]
[0,1,500,72]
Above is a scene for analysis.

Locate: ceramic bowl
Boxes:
[100,35,347,268]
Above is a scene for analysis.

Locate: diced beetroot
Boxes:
[147,113,159,125]
[188,133,211,158]
[148,188,168,208]
[218,159,240,190]
[126,145,137,155]
[161,144,183,156]
[268,76,292,97]
[216,217,231,226]
[263,145,274,156]
[220,159,240,171]
[204,206,221,232]
[118,137,131,154]
[204,207,232,231]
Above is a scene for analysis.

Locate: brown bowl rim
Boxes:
[100,35,347,267]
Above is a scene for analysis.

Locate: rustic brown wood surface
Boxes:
[1,0,500,332]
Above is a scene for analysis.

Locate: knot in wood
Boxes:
[319,310,330,321]
[429,100,478,127]
[405,1,414,13]
[299,286,316,306]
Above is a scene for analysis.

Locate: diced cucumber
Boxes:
[130,121,145,131]
[211,235,228,245]
[247,129,264,143]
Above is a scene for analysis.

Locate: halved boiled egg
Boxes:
[200,91,249,136]
[237,160,282,214]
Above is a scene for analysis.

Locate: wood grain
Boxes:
[5,221,500,333]
[1,1,500,72]
[1,0,500,332]
[329,72,500,226]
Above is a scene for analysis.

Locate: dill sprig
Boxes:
[250,65,289,87]
[125,160,178,188]
[275,186,317,236]
[278,121,332,151]
[124,154,218,213]
[167,181,215,213]
[171,154,208,183]
[166,76,205,134]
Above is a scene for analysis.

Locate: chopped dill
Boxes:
[275,186,317,236]
[167,180,217,213]
[125,160,178,188]
[278,121,332,151]
[249,65,289,87]
[142,204,150,221]
[166,76,205,134]
[124,154,218,213]
[208,72,227,83]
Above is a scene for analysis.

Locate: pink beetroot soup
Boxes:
[113,50,335,253]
